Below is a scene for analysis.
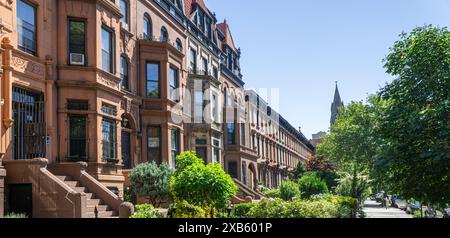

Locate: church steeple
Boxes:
[330,82,344,126]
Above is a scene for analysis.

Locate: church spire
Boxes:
[330,82,344,126]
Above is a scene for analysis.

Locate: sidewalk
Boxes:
[363,199,413,218]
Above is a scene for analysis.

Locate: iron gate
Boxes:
[12,87,46,160]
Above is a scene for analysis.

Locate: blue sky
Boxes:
[206,0,450,138]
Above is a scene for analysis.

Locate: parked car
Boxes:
[375,191,385,203]
[443,208,450,218]
[406,201,421,214]
[391,196,408,210]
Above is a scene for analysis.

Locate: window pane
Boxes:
[148,126,161,164]
[101,27,113,72]
[17,0,36,55]
[169,66,179,101]
[227,123,235,145]
[102,119,117,161]
[69,20,86,55]
[69,115,87,160]
[120,0,129,30]
[146,63,159,98]
[120,56,129,90]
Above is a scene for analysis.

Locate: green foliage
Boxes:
[335,170,372,201]
[130,204,164,218]
[262,188,281,198]
[247,197,354,218]
[232,203,257,218]
[288,162,306,181]
[4,213,28,218]
[377,25,450,207]
[306,156,339,191]
[168,200,211,218]
[128,161,174,207]
[169,151,238,210]
[298,172,329,199]
[175,151,204,173]
[279,180,301,201]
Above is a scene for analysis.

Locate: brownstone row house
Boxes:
[0,0,314,218]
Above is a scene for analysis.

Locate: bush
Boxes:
[168,200,211,218]
[129,161,174,207]
[310,194,358,218]
[247,196,355,218]
[279,180,301,201]
[4,213,28,218]
[130,204,164,218]
[232,203,257,218]
[247,199,289,218]
[298,172,329,199]
[262,188,280,198]
[169,152,238,211]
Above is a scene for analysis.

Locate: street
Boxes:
[363,199,413,218]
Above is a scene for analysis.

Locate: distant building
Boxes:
[330,82,344,126]
[310,131,327,147]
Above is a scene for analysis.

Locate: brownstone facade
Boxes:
[0,0,314,217]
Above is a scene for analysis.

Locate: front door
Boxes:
[12,87,46,160]
[121,131,131,169]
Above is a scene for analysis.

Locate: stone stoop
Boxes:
[56,175,118,218]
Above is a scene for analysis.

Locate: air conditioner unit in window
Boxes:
[70,53,85,66]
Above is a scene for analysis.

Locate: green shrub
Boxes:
[310,194,357,218]
[130,204,164,218]
[169,152,238,211]
[298,172,329,199]
[4,213,28,218]
[129,161,174,207]
[279,180,301,201]
[169,200,211,218]
[233,203,257,218]
[247,196,354,218]
[263,188,280,198]
[247,199,289,218]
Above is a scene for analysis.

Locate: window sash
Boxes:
[17,0,37,55]
[101,26,114,73]
[146,63,160,98]
[68,115,87,160]
[147,126,162,164]
[68,20,86,56]
[101,119,117,161]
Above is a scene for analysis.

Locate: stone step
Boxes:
[87,205,109,213]
[85,193,95,199]
[64,181,79,188]
[73,186,88,193]
[87,199,101,206]
[56,175,70,181]
[86,210,117,218]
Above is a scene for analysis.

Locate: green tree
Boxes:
[288,162,306,181]
[279,180,301,201]
[317,101,380,201]
[298,172,329,199]
[128,161,174,207]
[306,156,339,191]
[169,151,238,214]
[376,25,450,207]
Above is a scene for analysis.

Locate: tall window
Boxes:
[102,118,117,162]
[101,26,114,73]
[202,58,208,75]
[240,124,246,146]
[194,91,203,120]
[146,63,159,98]
[213,139,220,164]
[160,27,168,42]
[17,0,37,55]
[171,129,180,167]
[68,115,87,161]
[147,126,162,164]
[227,123,236,145]
[169,66,179,101]
[175,38,182,51]
[120,0,129,30]
[120,56,129,90]
[68,19,86,65]
[211,94,218,122]
[189,48,197,72]
[143,14,152,40]
[212,66,218,79]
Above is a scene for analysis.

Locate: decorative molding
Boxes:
[10,54,45,78]
[0,0,14,10]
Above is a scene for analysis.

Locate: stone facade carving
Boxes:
[10,54,45,78]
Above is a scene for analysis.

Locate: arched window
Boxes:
[160,27,168,42]
[143,13,152,40]
[120,55,129,91]
[175,38,182,51]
